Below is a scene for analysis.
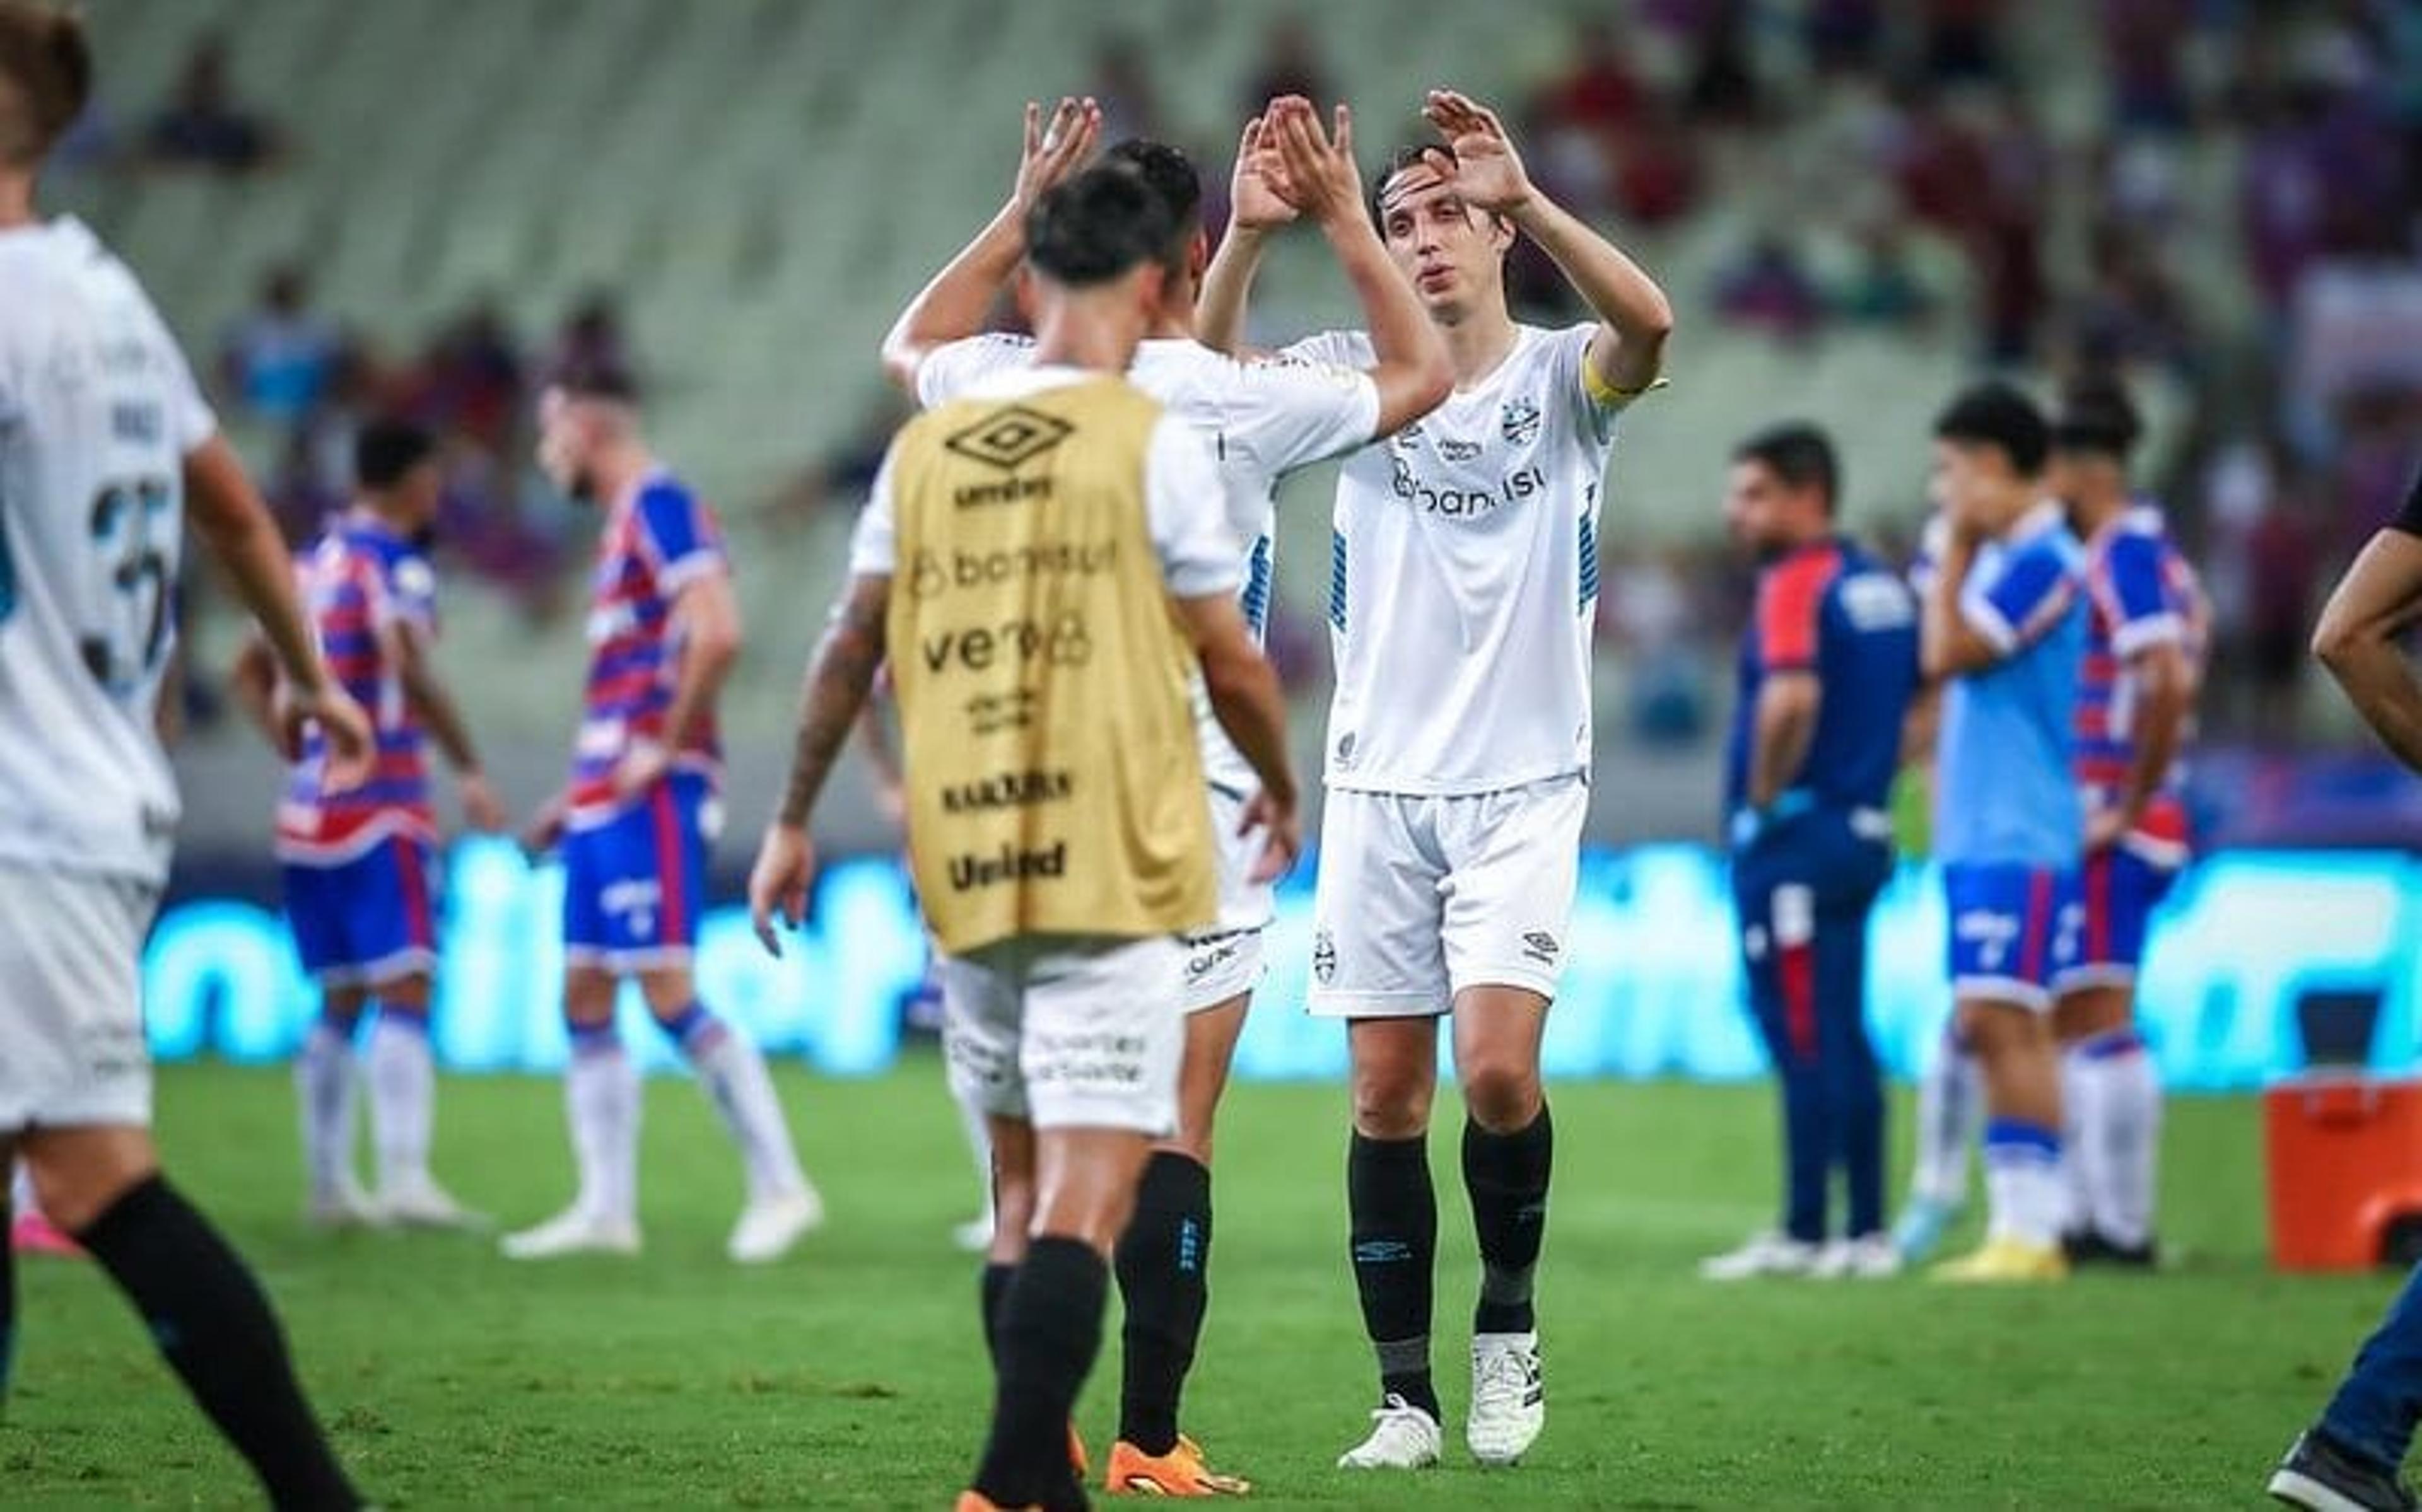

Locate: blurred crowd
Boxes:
[81,8,2422,753]
[1499,0,2422,749]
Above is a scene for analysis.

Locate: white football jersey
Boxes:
[916,334,1381,793]
[0,218,216,884]
[1286,322,1622,796]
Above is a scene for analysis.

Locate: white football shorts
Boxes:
[0,863,161,1132]
[1179,782,1275,1015]
[940,933,1184,1136]
[1308,772,1587,1018]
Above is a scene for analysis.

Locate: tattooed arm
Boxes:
[749,574,892,951]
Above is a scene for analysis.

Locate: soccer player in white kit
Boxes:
[1202,89,1672,1470]
[0,5,370,1503]
[880,97,1449,1494]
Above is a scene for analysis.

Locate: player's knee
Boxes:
[23,1134,156,1235]
[1352,1070,1432,1139]
[1458,1055,1542,1133]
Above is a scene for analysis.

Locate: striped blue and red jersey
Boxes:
[2076,502,2205,859]
[568,469,727,828]
[1726,535,1921,820]
[276,512,439,862]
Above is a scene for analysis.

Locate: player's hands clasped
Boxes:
[747,822,817,957]
[1419,89,1533,216]
[281,678,375,791]
[1013,96,1100,216]
[1237,786,1303,885]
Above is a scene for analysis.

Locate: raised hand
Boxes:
[1420,88,1533,215]
[1265,95,1361,227]
[1014,96,1101,214]
[1229,112,1299,232]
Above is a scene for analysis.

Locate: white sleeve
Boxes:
[846,446,899,576]
[1275,330,1376,372]
[1228,357,1383,478]
[913,334,1037,410]
[1144,416,1242,600]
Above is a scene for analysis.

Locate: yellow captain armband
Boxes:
[1584,364,1669,410]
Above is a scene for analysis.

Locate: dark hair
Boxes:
[1024,163,1173,289]
[354,419,436,491]
[1103,137,1201,270]
[1368,143,1449,227]
[1735,422,1840,515]
[0,1,91,167]
[2051,371,2143,460]
[1934,380,2049,476]
[551,359,642,406]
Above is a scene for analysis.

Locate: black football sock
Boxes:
[980,1260,1014,1367]
[973,1236,1108,1511]
[1348,1132,1439,1420]
[1465,1105,1554,1335]
[75,1177,360,1510]
[1114,1151,1212,1455]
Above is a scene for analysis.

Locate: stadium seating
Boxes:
[58,0,2207,799]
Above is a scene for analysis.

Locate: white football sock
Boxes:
[2059,1045,2103,1239]
[1983,1126,2064,1248]
[567,1036,640,1223]
[2085,1031,2162,1248]
[1911,1029,1979,1207]
[295,1018,358,1203]
[368,1011,438,1194]
[687,1025,807,1202]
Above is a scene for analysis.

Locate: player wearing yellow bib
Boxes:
[751,165,1301,1512]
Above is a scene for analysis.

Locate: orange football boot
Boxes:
[1104,1434,1253,1496]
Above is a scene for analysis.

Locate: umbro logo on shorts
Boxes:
[1186,936,1242,984]
[1521,931,1560,967]
[1313,929,1338,985]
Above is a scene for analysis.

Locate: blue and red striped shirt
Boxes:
[2076,502,2205,860]
[568,470,727,827]
[276,513,439,862]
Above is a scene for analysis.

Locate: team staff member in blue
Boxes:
[1701,424,1919,1282]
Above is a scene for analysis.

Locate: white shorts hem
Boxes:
[565,945,694,972]
[2054,964,2138,994]
[315,946,438,989]
[1308,990,1447,1021]
[1955,975,2054,1013]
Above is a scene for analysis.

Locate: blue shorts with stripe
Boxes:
[283,835,439,986]
[1942,861,2081,1012]
[562,772,711,970]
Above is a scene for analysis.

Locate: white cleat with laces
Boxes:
[1467,1332,1545,1466]
[1336,1392,1442,1470]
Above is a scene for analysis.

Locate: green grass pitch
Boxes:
[3,1059,2401,1508]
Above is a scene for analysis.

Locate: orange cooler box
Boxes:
[2267,1073,2422,1272]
